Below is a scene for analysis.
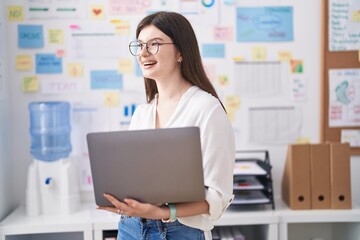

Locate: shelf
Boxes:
[1,200,360,240]
[0,204,93,240]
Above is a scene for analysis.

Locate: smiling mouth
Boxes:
[143,61,157,67]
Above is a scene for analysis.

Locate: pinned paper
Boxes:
[18,25,44,48]
[8,6,24,21]
[41,79,82,94]
[352,10,360,22]
[202,44,225,58]
[90,5,105,20]
[113,20,130,35]
[214,26,233,42]
[56,49,66,58]
[341,129,360,147]
[104,92,120,107]
[22,76,39,92]
[290,59,303,73]
[16,55,32,71]
[251,46,267,61]
[296,137,311,144]
[118,59,133,73]
[278,50,292,61]
[217,75,229,87]
[67,63,83,77]
[90,70,123,89]
[233,56,244,62]
[225,95,240,122]
[49,29,64,44]
[36,54,62,74]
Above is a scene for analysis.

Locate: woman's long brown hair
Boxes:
[135,11,226,111]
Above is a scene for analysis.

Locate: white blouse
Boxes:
[129,86,235,239]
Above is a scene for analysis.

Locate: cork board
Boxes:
[321,0,360,155]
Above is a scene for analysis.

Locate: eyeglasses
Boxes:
[129,39,175,56]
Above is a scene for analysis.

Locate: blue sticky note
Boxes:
[35,54,62,74]
[90,70,123,89]
[18,25,44,48]
[236,6,293,42]
[202,44,225,58]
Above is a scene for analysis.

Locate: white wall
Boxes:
[0,2,14,221]
[2,0,359,216]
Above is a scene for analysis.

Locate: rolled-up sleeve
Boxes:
[201,104,235,221]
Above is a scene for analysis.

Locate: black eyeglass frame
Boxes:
[128,39,175,56]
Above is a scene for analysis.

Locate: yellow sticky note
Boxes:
[16,55,32,71]
[252,47,267,61]
[67,63,83,78]
[104,92,120,107]
[233,56,244,62]
[225,95,241,123]
[278,50,292,61]
[217,75,229,87]
[114,21,130,35]
[49,29,64,44]
[90,5,105,20]
[290,59,304,73]
[22,76,39,92]
[118,59,133,73]
[8,6,24,21]
[352,10,360,22]
[296,137,311,144]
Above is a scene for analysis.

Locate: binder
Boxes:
[282,144,311,209]
[310,143,331,209]
[330,142,352,209]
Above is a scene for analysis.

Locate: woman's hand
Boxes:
[96,193,168,219]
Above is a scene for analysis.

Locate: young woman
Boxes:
[97,11,235,240]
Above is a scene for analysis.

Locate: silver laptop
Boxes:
[87,127,205,207]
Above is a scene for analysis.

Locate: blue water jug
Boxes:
[29,101,72,162]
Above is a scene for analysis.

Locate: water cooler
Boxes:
[26,101,80,216]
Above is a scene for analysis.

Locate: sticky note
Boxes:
[67,63,83,77]
[18,25,44,48]
[233,56,244,62]
[290,59,303,73]
[90,70,123,89]
[225,95,241,122]
[114,21,130,35]
[202,44,225,58]
[352,10,360,22]
[48,29,64,44]
[217,75,229,87]
[16,55,32,71]
[296,137,311,144]
[118,59,133,73]
[90,5,105,20]
[278,50,292,61]
[22,76,39,92]
[214,26,233,42]
[251,46,267,61]
[36,54,62,74]
[8,6,24,21]
[104,92,120,107]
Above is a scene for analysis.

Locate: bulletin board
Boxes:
[322,0,360,155]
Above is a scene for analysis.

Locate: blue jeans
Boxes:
[117,216,205,240]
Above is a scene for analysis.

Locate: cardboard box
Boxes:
[330,142,352,209]
[310,143,331,209]
[282,144,311,209]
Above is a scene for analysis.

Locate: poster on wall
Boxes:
[236,6,294,42]
[329,0,360,51]
[329,68,360,127]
